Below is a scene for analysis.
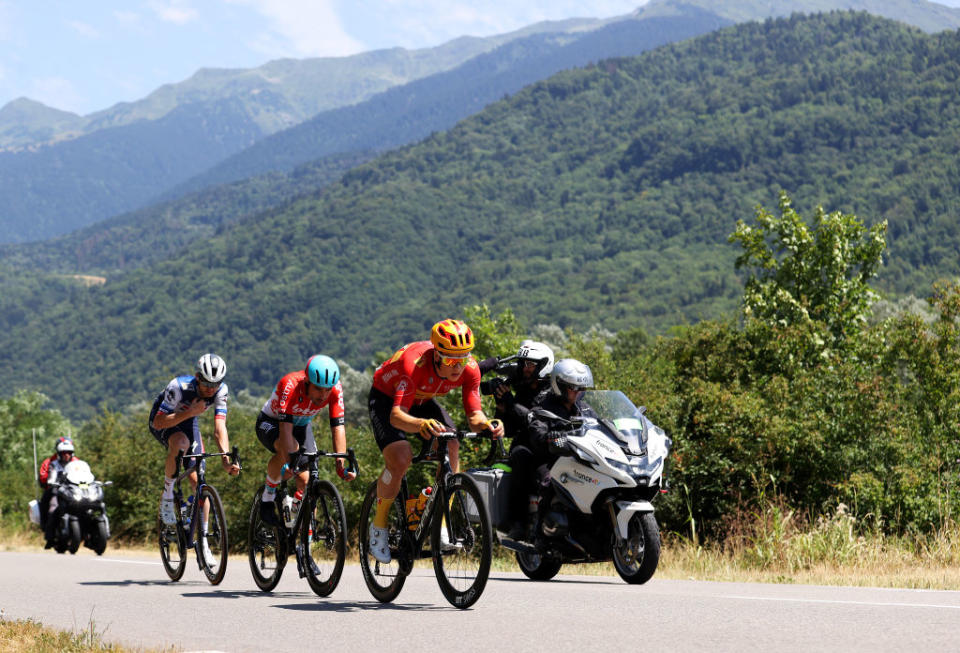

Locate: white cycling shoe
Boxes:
[368,523,391,564]
[200,536,215,564]
[439,525,459,552]
[159,498,177,525]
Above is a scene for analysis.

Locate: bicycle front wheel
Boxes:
[198,485,229,585]
[248,487,286,592]
[358,480,408,603]
[301,480,347,597]
[158,508,186,582]
[432,473,492,609]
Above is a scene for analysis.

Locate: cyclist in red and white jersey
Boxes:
[256,354,355,527]
[366,319,504,562]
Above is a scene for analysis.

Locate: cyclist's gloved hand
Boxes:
[484,419,505,440]
[336,458,356,481]
[419,418,442,439]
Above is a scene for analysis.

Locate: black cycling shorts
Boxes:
[148,405,204,470]
[368,388,454,451]
[256,412,318,470]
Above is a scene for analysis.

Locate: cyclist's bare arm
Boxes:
[388,405,435,435]
[212,418,239,475]
[467,410,504,438]
[331,424,355,480]
[151,399,206,430]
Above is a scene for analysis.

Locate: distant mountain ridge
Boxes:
[168,6,732,197]
[0,18,602,152]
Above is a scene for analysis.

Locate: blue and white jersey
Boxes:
[154,375,229,419]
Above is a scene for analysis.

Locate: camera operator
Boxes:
[479,341,557,541]
[479,340,554,437]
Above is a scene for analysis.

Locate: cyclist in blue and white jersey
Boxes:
[149,353,239,526]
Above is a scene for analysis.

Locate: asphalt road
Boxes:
[2,549,960,652]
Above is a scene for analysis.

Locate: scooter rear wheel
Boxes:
[516,550,562,581]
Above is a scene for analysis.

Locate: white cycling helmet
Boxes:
[517,340,554,379]
[196,353,227,384]
[550,358,594,395]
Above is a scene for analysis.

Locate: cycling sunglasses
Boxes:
[439,355,469,367]
[197,379,221,390]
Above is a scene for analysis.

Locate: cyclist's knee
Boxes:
[383,441,412,472]
[168,432,189,453]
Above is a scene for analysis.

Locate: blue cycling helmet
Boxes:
[305,355,340,388]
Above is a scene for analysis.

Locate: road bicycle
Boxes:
[358,427,498,609]
[248,448,358,597]
[158,447,242,585]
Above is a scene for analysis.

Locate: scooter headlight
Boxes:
[605,455,662,481]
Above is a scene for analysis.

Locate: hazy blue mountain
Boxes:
[0,17,602,152]
[2,0,958,245]
[0,98,84,148]
[0,5,730,258]
[170,6,732,196]
[0,19,604,245]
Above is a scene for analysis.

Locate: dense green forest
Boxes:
[3,195,958,552]
[2,13,960,425]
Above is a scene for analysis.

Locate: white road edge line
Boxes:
[722,595,960,610]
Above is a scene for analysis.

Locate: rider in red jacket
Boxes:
[38,437,81,547]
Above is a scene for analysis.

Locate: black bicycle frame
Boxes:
[275,448,358,550]
[173,446,241,548]
[396,432,484,562]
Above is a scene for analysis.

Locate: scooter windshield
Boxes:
[63,460,95,485]
[581,390,648,454]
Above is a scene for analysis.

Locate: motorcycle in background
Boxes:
[30,460,112,555]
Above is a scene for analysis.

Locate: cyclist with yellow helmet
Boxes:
[366,318,505,563]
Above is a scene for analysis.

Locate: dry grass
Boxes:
[0,617,171,653]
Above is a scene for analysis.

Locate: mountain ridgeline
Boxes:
[0,19,602,244]
[2,12,960,419]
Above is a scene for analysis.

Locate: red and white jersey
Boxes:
[260,370,345,426]
[372,341,482,413]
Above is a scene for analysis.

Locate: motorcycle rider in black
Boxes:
[502,358,597,542]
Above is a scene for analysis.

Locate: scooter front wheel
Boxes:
[612,512,660,584]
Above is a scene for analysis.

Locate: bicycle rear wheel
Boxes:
[158,508,187,582]
[301,480,347,597]
[432,473,492,609]
[197,485,229,585]
[248,487,286,591]
[358,480,408,603]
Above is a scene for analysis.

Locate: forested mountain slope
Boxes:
[2,12,960,419]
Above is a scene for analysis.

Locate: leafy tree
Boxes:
[730,191,887,362]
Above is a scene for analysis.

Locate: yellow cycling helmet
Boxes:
[430,319,474,356]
